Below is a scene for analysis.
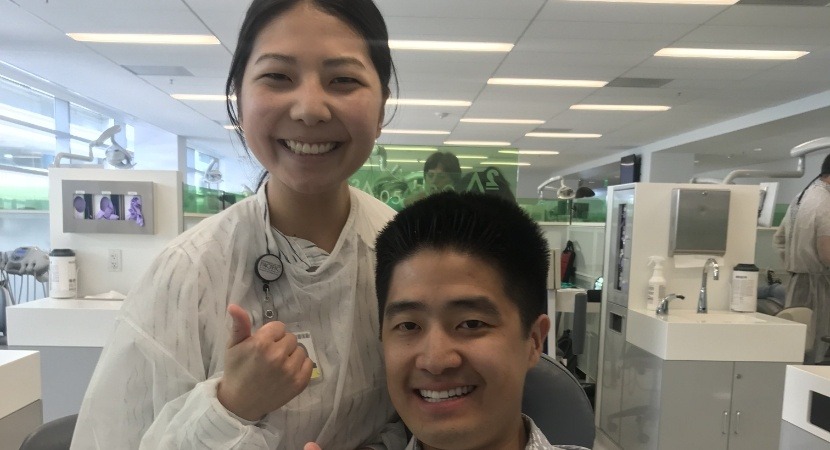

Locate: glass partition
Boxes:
[182,184,247,215]
[348,144,520,211]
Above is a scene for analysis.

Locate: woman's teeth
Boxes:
[283,139,337,155]
[419,386,475,403]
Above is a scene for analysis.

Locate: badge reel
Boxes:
[256,254,323,382]
[255,253,283,323]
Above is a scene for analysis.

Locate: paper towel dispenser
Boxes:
[669,188,730,256]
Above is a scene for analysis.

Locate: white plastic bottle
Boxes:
[647,256,667,312]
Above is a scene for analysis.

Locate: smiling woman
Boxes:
[71,1,406,449]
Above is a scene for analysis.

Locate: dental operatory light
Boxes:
[203,159,223,184]
[655,48,809,60]
[557,181,576,200]
[537,176,576,200]
[53,125,134,168]
[104,143,136,169]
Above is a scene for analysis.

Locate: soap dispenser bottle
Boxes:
[647,256,667,312]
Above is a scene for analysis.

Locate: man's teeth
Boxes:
[419,386,474,403]
[283,140,337,155]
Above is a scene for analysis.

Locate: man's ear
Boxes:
[527,314,551,369]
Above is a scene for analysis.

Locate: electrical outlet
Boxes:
[108,249,122,272]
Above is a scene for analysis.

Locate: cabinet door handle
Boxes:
[722,411,729,435]
[734,411,741,435]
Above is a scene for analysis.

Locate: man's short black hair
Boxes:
[375,191,550,335]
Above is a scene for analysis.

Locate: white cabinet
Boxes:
[606,344,787,450]
[728,362,787,450]
[657,360,785,450]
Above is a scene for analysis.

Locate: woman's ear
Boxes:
[376,93,389,138]
[527,314,551,369]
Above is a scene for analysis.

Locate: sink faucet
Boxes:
[698,258,720,314]
[656,294,685,315]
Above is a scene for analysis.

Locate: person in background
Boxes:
[375,192,589,450]
[774,153,830,364]
[71,0,406,448]
[423,151,462,194]
[403,151,462,207]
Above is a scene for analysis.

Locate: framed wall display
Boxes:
[62,180,154,234]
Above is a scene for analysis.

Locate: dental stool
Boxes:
[19,413,77,450]
[523,353,596,448]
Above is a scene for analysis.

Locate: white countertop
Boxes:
[6,297,123,347]
[782,365,830,442]
[0,350,41,419]
[626,307,806,362]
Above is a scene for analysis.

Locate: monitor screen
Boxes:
[620,154,641,184]
[758,182,779,228]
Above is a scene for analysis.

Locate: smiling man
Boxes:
[375,191,589,450]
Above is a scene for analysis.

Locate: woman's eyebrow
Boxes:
[323,57,366,70]
[254,53,295,65]
[252,54,366,70]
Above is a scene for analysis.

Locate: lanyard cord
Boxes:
[259,190,281,323]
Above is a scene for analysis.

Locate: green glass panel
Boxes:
[0,184,49,210]
[772,203,789,228]
[182,184,248,214]
[516,197,607,223]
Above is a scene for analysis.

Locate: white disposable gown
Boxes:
[71,184,405,449]
[774,179,830,363]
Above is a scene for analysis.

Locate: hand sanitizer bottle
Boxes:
[647,256,666,312]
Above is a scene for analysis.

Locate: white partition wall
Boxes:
[48,168,182,297]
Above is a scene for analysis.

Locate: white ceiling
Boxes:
[2,0,830,188]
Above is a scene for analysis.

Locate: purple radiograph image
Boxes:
[73,195,86,219]
[95,195,120,220]
[127,195,144,227]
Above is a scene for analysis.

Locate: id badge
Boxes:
[286,324,323,382]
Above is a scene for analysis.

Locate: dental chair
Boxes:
[523,353,596,448]
[18,414,77,450]
[19,358,597,450]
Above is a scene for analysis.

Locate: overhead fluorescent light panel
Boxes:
[488,78,607,88]
[67,33,220,45]
[655,48,809,60]
[389,40,513,52]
